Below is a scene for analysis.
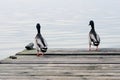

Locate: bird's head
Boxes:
[36,23,41,29]
[36,23,41,33]
[89,20,94,28]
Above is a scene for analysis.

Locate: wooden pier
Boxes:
[0,48,120,80]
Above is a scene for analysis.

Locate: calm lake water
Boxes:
[0,0,120,60]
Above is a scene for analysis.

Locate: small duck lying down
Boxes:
[88,20,100,51]
[35,23,48,56]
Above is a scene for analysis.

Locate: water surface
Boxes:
[0,0,120,60]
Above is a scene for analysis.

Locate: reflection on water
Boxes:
[0,0,120,60]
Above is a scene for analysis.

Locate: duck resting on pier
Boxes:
[35,23,48,56]
[89,20,100,51]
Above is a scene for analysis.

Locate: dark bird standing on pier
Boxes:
[35,23,48,56]
[89,20,100,51]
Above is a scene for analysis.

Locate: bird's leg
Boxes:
[37,52,44,56]
[37,53,40,56]
[40,52,44,56]
[36,50,43,56]
[36,50,40,56]
[95,46,98,51]
[89,44,91,51]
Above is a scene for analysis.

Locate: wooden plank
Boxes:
[0,64,120,70]
[0,63,119,66]
[1,48,120,80]
[0,76,120,80]
[16,48,120,55]
[0,72,120,76]
[0,69,120,74]
[0,66,120,71]
[0,64,120,67]
[1,55,120,64]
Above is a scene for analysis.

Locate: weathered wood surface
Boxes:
[1,55,120,64]
[16,48,120,55]
[0,48,120,80]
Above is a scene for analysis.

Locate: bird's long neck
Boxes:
[37,28,40,34]
[36,25,41,34]
[91,25,95,30]
[36,23,41,34]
